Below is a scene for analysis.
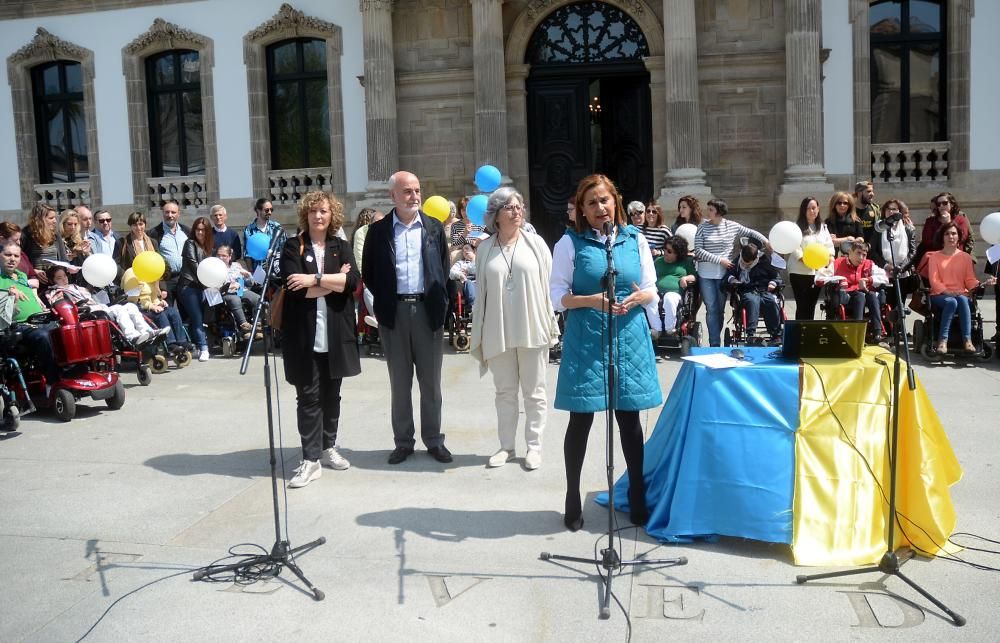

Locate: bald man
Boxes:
[362,171,452,465]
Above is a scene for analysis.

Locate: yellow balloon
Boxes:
[802,242,831,270]
[133,250,166,283]
[423,195,450,222]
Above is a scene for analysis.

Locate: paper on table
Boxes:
[770,253,787,270]
[682,353,754,369]
[986,244,1000,265]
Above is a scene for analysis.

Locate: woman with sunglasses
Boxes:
[921,192,974,255]
[826,192,863,255]
[640,203,671,258]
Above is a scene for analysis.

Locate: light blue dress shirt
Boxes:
[392,214,424,295]
[88,229,117,256]
[159,225,188,272]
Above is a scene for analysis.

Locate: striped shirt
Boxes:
[694,218,767,279]
[640,225,671,255]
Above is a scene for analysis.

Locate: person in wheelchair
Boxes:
[448,242,477,309]
[43,265,167,346]
[924,221,997,354]
[724,237,782,344]
[649,234,696,338]
[216,244,261,340]
[820,241,889,342]
[0,242,60,387]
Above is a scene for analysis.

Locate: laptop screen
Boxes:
[781,320,868,359]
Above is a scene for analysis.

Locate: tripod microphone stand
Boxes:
[795,217,964,626]
[192,232,326,601]
[541,222,686,619]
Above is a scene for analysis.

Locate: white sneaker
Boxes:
[198,349,209,361]
[320,446,350,470]
[134,331,152,345]
[488,449,514,467]
[288,460,321,488]
[364,315,379,329]
[524,449,542,470]
[154,327,171,339]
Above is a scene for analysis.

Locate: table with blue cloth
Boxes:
[598,345,962,566]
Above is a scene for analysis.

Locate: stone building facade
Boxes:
[2,0,998,248]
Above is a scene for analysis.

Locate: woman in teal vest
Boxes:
[550,174,662,531]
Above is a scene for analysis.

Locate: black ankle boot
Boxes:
[629,482,649,527]
[564,491,583,532]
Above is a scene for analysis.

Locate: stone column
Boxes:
[660,0,711,203]
[360,0,399,204]
[471,0,510,182]
[780,0,833,195]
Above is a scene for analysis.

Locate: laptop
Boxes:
[780,320,868,359]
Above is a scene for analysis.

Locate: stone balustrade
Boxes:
[146,175,207,210]
[871,142,950,184]
[267,168,335,205]
[33,182,90,210]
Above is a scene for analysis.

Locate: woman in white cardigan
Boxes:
[786,196,835,320]
[469,187,560,470]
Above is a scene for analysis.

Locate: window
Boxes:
[869,0,946,143]
[525,1,649,65]
[31,60,88,183]
[266,38,330,170]
[146,49,205,176]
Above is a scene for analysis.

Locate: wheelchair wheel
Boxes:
[148,355,169,374]
[911,319,924,353]
[106,380,125,410]
[976,344,993,362]
[454,333,470,352]
[221,337,234,358]
[3,405,19,431]
[680,336,694,356]
[919,340,939,361]
[137,364,153,386]
[53,389,76,422]
[723,328,733,347]
[174,351,192,369]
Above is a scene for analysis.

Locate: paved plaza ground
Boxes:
[2,301,999,642]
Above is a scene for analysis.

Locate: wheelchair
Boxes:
[208,296,258,359]
[446,279,473,353]
[2,299,125,422]
[911,285,993,363]
[819,280,892,343]
[654,285,702,356]
[356,281,381,357]
[723,285,786,348]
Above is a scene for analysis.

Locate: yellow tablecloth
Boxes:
[793,346,963,565]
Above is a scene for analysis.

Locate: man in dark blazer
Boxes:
[362,171,452,465]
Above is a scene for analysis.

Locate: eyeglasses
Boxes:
[501,204,523,213]
[97,218,112,223]
[836,201,850,206]
[262,208,273,213]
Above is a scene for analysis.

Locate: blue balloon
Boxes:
[474,165,502,193]
[246,233,270,261]
[467,194,489,226]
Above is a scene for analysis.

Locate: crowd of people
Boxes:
[3,174,998,533]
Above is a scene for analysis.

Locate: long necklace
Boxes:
[495,233,519,292]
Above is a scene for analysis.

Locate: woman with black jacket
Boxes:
[280,190,361,489]
[176,216,214,361]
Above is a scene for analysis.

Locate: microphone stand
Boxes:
[541,222,686,619]
[795,218,964,626]
[192,232,326,601]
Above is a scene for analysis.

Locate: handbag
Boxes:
[268,234,302,331]
[909,289,929,317]
[269,287,286,330]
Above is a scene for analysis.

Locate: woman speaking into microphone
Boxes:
[550,174,662,531]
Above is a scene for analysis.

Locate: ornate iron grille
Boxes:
[526,2,650,65]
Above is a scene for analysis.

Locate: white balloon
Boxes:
[675,223,698,247]
[81,253,118,288]
[769,220,803,254]
[196,257,228,289]
[980,211,1000,246]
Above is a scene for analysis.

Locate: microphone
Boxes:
[602,221,613,237]
[874,211,903,233]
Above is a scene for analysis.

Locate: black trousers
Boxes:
[294,351,343,461]
[563,410,645,519]
[789,273,820,320]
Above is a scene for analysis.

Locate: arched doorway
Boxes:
[525,1,653,245]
